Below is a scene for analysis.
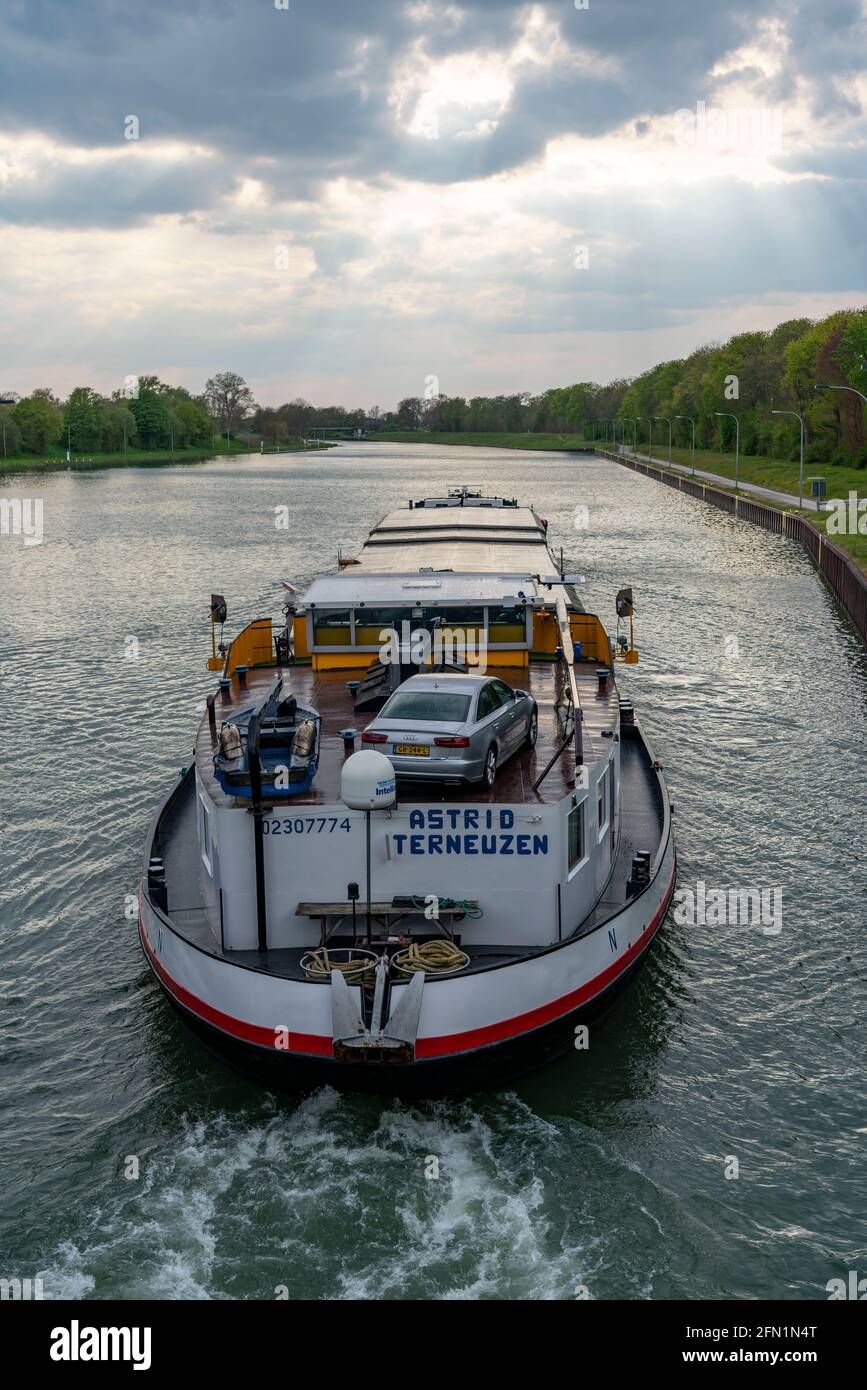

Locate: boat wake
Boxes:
[34,1089,657,1301]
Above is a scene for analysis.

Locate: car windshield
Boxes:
[380,691,472,723]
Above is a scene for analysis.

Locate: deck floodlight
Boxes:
[616,587,634,618]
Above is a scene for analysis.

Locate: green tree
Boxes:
[129,388,172,448]
[64,387,106,451]
[13,392,62,453]
[0,408,22,456]
[397,397,423,428]
[101,400,138,452]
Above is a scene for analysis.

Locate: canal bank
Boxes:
[597,448,867,644]
[0,441,334,475]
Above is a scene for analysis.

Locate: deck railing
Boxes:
[223,618,275,676]
[528,594,584,793]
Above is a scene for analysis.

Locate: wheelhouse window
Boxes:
[568,803,584,870]
[353,606,408,645]
[436,607,484,627]
[379,691,472,722]
[488,605,526,642]
[313,609,351,645]
[354,606,408,627]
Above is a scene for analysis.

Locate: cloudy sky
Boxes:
[1,0,865,407]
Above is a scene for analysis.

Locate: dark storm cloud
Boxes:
[0,152,228,227]
[778,0,867,119]
[2,0,865,406]
[776,143,867,181]
[0,0,815,219]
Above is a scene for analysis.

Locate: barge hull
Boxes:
[138,832,675,1098]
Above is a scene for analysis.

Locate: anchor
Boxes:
[331,955,425,1062]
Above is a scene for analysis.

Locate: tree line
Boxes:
[0,372,260,457]
[394,306,867,467]
[3,306,865,463]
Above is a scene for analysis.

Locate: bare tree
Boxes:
[204,371,255,432]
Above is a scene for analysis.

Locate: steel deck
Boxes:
[195,660,619,810]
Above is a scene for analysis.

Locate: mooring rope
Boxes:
[392,940,469,975]
[302,948,375,981]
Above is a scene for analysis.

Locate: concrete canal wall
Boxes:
[596,448,867,644]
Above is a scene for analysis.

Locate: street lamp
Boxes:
[640,417,653,461]
[715,412,740,491]
[770,409,806,510]
[814,384,867,493]
[675,415,696,476]
[654,415,672,462]
[815,383,867,405]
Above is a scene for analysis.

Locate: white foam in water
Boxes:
[33,1091,606,1301]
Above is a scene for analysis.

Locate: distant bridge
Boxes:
[307,425,369,441]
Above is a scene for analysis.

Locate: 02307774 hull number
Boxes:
[264,817,353,835]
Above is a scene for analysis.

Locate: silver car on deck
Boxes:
[361,672,538,786]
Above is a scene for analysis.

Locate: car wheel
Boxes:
[525,707,538,748]
[482,744,498,789]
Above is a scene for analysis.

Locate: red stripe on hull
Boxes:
[140,858,674,1063]
[417,866,674,1057]
[139,915,333,1056]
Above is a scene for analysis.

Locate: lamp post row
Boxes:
[602,381,865,510]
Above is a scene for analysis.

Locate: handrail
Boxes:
[246,706,269,952]
[553,593,584,765]
[531,599,584,793]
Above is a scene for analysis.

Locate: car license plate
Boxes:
[394,744,429,756]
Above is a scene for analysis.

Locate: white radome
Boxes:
[340,749,397,810]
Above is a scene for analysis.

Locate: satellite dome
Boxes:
[340,749,396,810]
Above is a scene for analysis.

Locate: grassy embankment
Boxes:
[617,444,867,572]
[0,437,331,474]
[630,443,867,503]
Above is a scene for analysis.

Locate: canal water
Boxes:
[1,443,864,1300]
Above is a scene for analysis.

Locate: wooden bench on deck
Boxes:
[296,898,480,946]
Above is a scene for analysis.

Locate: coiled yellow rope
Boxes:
[392,940,469,975]
[302,948,375,982]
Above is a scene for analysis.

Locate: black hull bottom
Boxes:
[150,936,660,1099]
